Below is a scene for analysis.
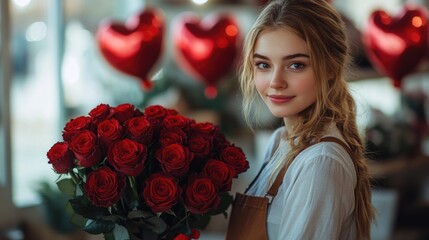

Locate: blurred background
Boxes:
[2,0,429,239]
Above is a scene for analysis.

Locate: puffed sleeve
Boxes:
[277,154,356,239]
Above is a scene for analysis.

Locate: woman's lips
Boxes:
[268,95,295,103]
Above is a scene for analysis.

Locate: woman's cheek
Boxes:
[254,74,268,96]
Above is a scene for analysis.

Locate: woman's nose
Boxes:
[269,69,287,89]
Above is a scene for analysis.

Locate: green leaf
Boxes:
[189,214,211,230]
[70,213,87,228]
[56,178,76,197]
[206,193,233,216]
[127,209,154,219]
[101,214,126,222]
[103,231,115,240]
[141,216,168,234]
[65,201,74,215]
[123,183,140,210]
[165,218,192,239]
[84,219,115,235]
[69,196,110,219]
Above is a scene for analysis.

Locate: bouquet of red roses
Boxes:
[46,103,249,240]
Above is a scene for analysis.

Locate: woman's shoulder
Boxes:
[294,141,356,180]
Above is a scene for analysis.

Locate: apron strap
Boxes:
[245,161,268,193]
[318,136,353,157]
[265,136,353,203]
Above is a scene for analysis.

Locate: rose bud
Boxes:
[191,229,200,239]
[174,234,191,240]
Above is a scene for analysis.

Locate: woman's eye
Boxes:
[289,62,305,70]
[255,62,270,69]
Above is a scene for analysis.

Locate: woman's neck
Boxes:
[283,116,298,134]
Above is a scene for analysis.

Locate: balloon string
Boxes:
[399,87,406,122]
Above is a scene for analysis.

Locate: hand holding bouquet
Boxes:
[46,103,249,240]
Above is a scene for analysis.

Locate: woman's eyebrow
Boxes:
[253,53,309,60]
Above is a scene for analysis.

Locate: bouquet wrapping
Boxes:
[46,103,249,240]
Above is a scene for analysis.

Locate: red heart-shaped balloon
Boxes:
[97,8,164,90]
[173,13,241,98]
[362,6,429,88]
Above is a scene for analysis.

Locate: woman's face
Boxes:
[253,28,317,119]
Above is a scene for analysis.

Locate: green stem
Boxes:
[103,231,115,240]
[68,170,84,193]
[159,212,190,239]
[128,176,139,199]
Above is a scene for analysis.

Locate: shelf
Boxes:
[367,155,429,179]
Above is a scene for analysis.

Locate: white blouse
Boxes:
[246,125,357,240]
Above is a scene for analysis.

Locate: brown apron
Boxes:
[225,137,353,240]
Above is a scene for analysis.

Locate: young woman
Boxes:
[226,0,374,239]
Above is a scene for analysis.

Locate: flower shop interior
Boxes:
[2,0,429,239]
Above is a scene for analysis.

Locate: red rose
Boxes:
[159,128,187,146]
[213,132,231,151]
[89,103,111,125]
[220,145,249,175]
[188,134,213,159]
[173,230,200,240]
[47,142,75,173]
[162,115,191,129]
[97,119,124,148]
[142,173,181,212]
[62,116,92,142]
[191,229,200,239]
[125,116,153,145]
[174,234,191,240]
[84,167,125,208]
[190,122,216,135]
[69,130,102,167]
[156,144,194,177]
[111,103,137,123]
[144,105,169,132]
[108,139,147,176]
[202,160,235,192]
[166,108,179,116]
[144,105,168,120]
[184,176,220,214]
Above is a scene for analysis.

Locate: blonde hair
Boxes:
[239,0,374,239]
